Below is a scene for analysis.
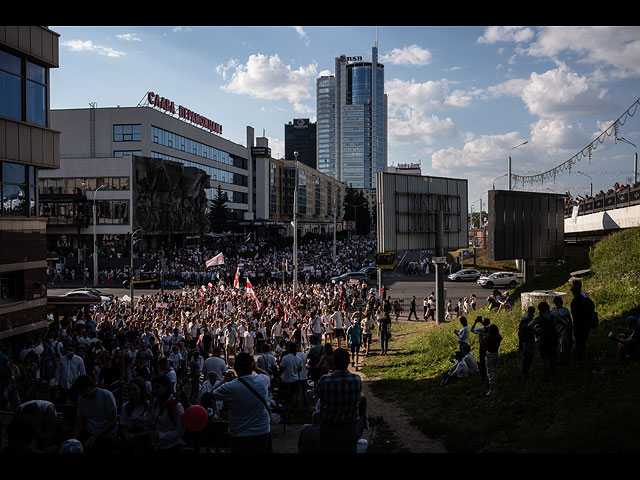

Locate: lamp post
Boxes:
[576,171,592,198]
[92,184,106,287]
[332,184,342,263]
[616,137,638,184]
[508,141,528,190]
[293,152,299,297]
[492,173,507,190]
[130,228,142,309]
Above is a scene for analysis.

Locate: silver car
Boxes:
[448,269,481,282]
[476,271,520,289]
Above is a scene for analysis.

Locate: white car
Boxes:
[448,269,481,282]
[476,272,520,289]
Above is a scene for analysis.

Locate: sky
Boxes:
[49,26,640,211]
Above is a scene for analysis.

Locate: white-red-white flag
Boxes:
[246,278,261,309]
[233,266,240,289]
[206,252,224,267]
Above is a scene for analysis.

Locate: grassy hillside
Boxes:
[363,226,640,453]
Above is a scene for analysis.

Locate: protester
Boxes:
[211,352,272,453]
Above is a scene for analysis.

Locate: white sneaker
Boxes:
[486,389,493,396]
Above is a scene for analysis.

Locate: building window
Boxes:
[1,161,36,217]
[0,49,48,127]
[113,124,142,142]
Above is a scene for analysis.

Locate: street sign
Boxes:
[433,256,447,264]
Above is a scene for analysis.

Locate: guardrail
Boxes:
[564,184,640,218]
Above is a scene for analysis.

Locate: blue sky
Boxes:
[50,26,640,209]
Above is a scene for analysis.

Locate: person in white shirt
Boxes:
[278,342,302,412]
[55,346,86,403]
[243,326,257,355]
[202,347,227,383]
[440,351,469,386]
[331,309,345,348]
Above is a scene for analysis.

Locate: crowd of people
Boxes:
[0,234,399,454]
[564,180,640,207]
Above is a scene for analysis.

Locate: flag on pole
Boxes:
[246,278,261,309]
[206,252,224,267]
[244,232,251,243]
[233,266,240,289]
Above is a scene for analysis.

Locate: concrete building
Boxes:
[1,26,60,343]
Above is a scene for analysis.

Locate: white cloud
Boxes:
[386,78,463,113]
[293,26,310,46]
[116,33,141,42]
[521,61,616,118]
[526,26,640,78]
[389,107,456,146]
[477,26,535,44]
[218,54,318,105]
[381,44,432,66]
[61,40,125,58]
[431,131,524,174]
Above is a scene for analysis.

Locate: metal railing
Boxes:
[564,184,640,218]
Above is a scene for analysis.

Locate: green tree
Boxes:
[343,187,371,235]
[208,185,230,233]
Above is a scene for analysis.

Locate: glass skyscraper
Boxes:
[316,44,387,189]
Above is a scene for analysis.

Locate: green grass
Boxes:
[362,227,640,453]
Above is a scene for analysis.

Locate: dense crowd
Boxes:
[0,235,395,454]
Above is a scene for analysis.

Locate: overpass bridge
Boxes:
[564,184,640,243]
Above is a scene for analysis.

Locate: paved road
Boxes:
[48,271,491,310]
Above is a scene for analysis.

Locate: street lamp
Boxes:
[293,152,299,296]
[616,137,638,184]
[508,141,528,190]
[492,173,507,190]
[130,228,142,309]
[92,183,106,287]
[576,171,592,198]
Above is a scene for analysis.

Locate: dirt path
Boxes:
[356,368,448,453]
[270,363,448,453]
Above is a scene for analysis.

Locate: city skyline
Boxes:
[50,26,640,208]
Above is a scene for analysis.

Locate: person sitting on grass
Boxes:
[486,290,502,311]
[440,351,469,386]
[609,315,640,364]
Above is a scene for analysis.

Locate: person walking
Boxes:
[407,296,419,321]
[378,313,392,356]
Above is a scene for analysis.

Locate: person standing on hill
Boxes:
[484,324,502,396]
[570,280,596,362]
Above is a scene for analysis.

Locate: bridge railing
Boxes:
[564,184,640,218]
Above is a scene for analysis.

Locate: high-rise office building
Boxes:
[284,118,317,169]
[316,43,387,189]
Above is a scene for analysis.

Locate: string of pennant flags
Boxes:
[510,96,640,188]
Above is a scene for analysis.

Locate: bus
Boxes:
[376,251,397,270]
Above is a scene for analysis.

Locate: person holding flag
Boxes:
[246,278,262,310]
[206,253,224,268]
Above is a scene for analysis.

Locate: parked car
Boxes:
[476,271,520,289]
[330,271,370,283]
[122,272,160,289]
[356,266,377,278]
[63,289,112,303]
[448,268,481,282]
[67,288,114,301]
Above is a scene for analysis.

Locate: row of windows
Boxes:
[0,48,48,127]
[151,126,246,169]
[40,200,129,225]
[39,176,130,194]
[1,161,37,217]
[151,152,248,188]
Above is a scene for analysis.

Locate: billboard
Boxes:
[377,172,468,253]
[488,190,564,261]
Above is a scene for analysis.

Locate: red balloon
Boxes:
[182,405,209,431]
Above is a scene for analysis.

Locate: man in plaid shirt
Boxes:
[315,348,362,453]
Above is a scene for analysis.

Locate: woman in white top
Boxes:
[118,377,152,453]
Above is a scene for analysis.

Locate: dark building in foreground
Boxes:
[1,26,60,343]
